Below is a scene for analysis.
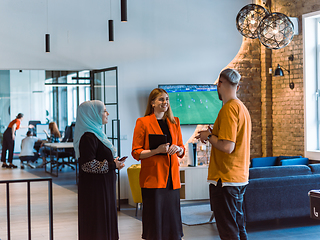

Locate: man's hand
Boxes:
[195,127,212,144]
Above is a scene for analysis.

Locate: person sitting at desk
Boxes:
[38,121,61,167]
[19,131,42,169]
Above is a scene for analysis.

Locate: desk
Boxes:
[44,142,76,177]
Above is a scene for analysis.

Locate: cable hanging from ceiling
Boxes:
[45,0,50,52]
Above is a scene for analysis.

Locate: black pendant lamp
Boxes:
[109,20,114,41]
[45,34,50,52]
[121,0,127,22]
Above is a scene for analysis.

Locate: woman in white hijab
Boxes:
[74,100,126,240]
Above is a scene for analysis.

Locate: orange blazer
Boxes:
[131,113,185,189]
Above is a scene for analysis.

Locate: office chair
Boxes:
[55,124,76,171]
[28,120,41,137]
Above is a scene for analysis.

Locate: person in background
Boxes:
[196,68,252,240]
[47,121,61,142]
[38,121,61,167]
[74,100,126,240]
[1,113,34,168]
[132,88,185,240]
[19,131,42,169]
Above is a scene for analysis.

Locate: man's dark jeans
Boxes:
[210,180,248,240]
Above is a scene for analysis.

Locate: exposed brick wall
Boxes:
[227,0,320,158]
[228,38,262,159]
[270,0,313,156]
[260,45,273,157]
[207,0,320,159]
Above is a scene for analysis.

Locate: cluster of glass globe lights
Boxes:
[236,4,294,50]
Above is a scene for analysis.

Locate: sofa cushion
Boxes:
[276,155,302,166]
[280,157,309,166]
[249,165,312,179]
[250,157,277,167]
[309,164,320,174]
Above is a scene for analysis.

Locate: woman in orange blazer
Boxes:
[132,88,185,240]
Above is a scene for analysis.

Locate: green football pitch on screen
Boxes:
[168,91,222,125]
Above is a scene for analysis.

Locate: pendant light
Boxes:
[258,12,294,50]
[236,4,269,39]
[109,20,114,41]
[121,0,127,22]
[45,34,50,52]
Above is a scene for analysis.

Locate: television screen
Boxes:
[159,84,222,125]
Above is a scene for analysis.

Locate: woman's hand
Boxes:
[168,144,183,155]
[156,143,169,154]
[114,156,126,170]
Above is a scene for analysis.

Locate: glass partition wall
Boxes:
[45,70,91,132]
[92,67,121,210]
[92,67,119,153]
[0,70,91,152]
[0,67,122,209]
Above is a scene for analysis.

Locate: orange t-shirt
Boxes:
[208,99,251,184]
[8,119,21,131]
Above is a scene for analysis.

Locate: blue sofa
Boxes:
[244,164,320,222]
[250,155,309,167]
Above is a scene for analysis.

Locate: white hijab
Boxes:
[73,100,117,159]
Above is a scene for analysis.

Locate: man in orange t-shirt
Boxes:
[1,113,34,168]
[196,68,251,240]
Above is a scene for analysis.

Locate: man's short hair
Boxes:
[26,131,32,136]
[220,68,241,85]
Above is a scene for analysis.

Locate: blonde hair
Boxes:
[49,122,61,138]
[144,88,176,124]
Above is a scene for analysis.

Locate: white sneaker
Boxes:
[27,163,36,169]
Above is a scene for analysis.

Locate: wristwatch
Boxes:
[207,134,212,140]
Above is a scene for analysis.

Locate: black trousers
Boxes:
[210,180,248,240]
[1,128,14,164]
[19,153,39,163]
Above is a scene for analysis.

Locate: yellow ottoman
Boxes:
[127,164,142,216]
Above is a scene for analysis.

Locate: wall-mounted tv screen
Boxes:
[159,84,222,125]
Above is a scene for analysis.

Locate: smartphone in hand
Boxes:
[119,156,128,162]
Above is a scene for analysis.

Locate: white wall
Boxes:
[0,71,10,132]
[0,0,250,200]
[10,70,46,152]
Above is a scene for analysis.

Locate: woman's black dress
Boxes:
[141,119,183,240]
[78,132,118,240]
